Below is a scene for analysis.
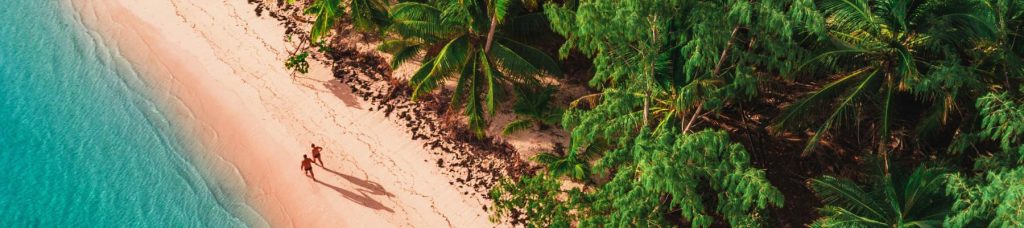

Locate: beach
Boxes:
[72,0,495,226]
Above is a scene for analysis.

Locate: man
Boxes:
[311,143,324,166]
[301,154,315,180]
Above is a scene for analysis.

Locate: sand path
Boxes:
[72,0,493,226]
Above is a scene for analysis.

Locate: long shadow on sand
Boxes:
[325,81,362,109]
[314,178,394,213]
[321,167,395,197]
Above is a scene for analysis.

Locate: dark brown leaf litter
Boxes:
[246,0,532,204]
[323,43,531,198]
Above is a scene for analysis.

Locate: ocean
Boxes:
[0,0,262,226]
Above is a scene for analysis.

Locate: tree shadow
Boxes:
[325,80,362,109]
[321,167,394,197]
[314,179,394,213]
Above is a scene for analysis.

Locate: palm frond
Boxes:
[775,67,872,131]
[379,39,424,68]
[464,53,487,138]
[801,69,880,156]
[900,166,948,220]
[349,0,390,31]
[812,163,952,227]
[811,206,890,227]
[496,37,563,76]
[503,119,535,135]
[408,58,437,100]
[305,0,342,42]
[480,51,499,115]
[411,35,472,100]
[389,2,441,21]
[809,176,888,222]
[493,0,511,22]
[387,2,452,40]
[450,56,472,109]
[818,0,882,36]
[490,41,542,83]
[391,44,422,69]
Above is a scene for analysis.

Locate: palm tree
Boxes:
[977,0,1024,84]
[775,0,996,159]
[379,0,561,138]
[502,85,562,135]
[809,164,952,227]
[304,0,390,42]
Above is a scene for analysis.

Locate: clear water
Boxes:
[0,0,261,226]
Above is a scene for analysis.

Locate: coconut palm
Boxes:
[976,0,1024,81]
[809,164,951,227]
[379,0,561,138]
[304,0,390,42]
[776,0,996,157]
[502,85,562,135]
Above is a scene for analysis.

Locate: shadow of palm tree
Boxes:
[314,179,394,213]
[321,167,394,197]
[325,80,362,109]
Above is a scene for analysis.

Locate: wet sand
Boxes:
[72,0,493,226]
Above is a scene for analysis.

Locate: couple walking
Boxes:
[301,143,324,180]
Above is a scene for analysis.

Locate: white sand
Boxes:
[72,0,494,226]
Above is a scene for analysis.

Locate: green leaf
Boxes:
[306,0,342,42]
[502,119,534,135]
[496,37,563,76]
[411,35,471,100]
[480,52,498,116]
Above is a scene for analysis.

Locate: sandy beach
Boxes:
[72,0,495,226]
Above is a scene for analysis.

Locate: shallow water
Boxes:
[0,0,260,226]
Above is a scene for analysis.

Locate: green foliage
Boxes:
[380,0,561,138]
[286,0,1024,226]
[547,0,818,142]
[531,149,592,181]
[503,85,562,135]
[305,0,343,42]
[602,130,782,227]
[348,0,390,31]
[490,0,815,225]
[489,174,581,227]
[974,0,1024,81]
[946,166,1024,227]
[493,130,783,227]
[303,0,390,42]
[809,164,951,227]
[285,52,310,74]
[977,92,1024,155]
[944,90,1024,227]
[775,0,1018,156]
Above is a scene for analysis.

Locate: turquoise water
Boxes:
[0,1,261,226]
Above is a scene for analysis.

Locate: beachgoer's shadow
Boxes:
[314,179,394,213]
[321,167,394,197]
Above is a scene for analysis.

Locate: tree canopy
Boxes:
[287,0,1024,226]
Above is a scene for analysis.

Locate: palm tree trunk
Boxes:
[644,94,650,126]
[643,16,659,127]
[484,16,499,53]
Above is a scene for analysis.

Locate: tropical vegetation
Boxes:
[286,0,1024,226]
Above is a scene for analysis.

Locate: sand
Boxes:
[72,0,494,226]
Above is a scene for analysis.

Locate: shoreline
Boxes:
[72,0,497,226]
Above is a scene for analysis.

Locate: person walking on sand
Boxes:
[301,155,315,180]
[311,143,324,166]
